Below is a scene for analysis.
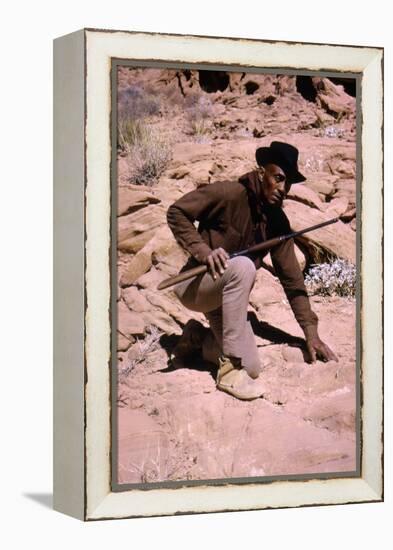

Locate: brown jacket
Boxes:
[167,170,318,337]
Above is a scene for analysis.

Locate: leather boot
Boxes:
[216,355,267,400]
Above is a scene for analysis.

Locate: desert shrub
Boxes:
[323,125,345,139]
[303,152,327,173]
[117,84,171,184]
[305,259,356,297]
[126,123,172,185]
[185,95,213,139]
[118,85,160,120]
[118,84,161,151]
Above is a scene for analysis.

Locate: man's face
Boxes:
[260,163,291,207]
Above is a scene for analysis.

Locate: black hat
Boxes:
[255,141,306,184]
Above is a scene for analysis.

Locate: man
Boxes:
[166,141,337,400]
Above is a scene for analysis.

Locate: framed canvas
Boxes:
[53,28,383,520]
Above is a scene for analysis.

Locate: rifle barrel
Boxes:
[157,217,339,291]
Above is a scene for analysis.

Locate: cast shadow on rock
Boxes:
[158,333,216,376]
[247,311,309,362]
[158,310,309,374]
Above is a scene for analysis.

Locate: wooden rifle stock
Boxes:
[157,217,339,291]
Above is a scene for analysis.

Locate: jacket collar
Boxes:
[238,170,267,221]
[238,169,260,191]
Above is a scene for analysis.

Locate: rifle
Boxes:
[157,217,339,291]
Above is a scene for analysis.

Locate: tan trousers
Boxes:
[173,256,261,378]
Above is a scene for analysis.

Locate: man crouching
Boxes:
[166,141,337,400]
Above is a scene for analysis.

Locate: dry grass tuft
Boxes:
[118,326,162,381]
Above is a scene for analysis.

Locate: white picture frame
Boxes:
[53,28,383,521]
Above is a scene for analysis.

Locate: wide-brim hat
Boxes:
[255,141,306,184]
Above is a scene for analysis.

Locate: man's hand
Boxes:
[306,335,338,363]
[206,247,230,280]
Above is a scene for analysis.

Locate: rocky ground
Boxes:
[116,68,357,484]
